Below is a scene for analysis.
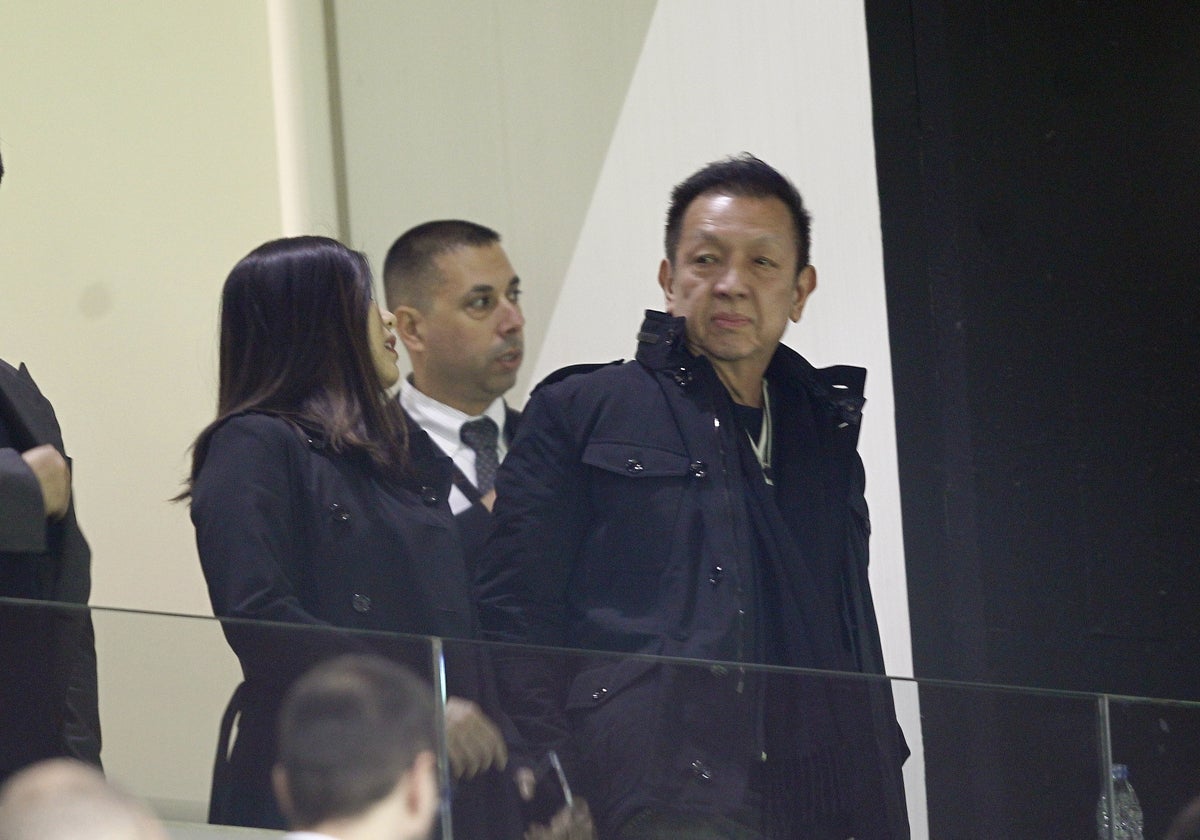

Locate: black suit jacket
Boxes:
[403,404,521,585]
[0,358,101,777]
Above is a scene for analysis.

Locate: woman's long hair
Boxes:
[181,236,409,496]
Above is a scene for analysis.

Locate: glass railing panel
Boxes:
[0,598,441,838]
[916,675,1104,839]
[5,598,1200,840]
[1104,692,1200,839]
[442,636,916,840]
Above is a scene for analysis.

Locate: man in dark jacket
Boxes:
[385,223,593,838]
[0,149,102,780]
[477,154,909,839]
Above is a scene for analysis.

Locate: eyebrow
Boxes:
[688,231,788,249]
[465,275,520,294]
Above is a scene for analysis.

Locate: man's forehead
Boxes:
[431,246,517,304]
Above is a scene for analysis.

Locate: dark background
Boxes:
[865,1,1200,836]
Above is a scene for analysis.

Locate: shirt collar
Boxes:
[400,377,508,453]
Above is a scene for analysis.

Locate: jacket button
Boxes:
[351,594,371,613]
[420,486,439,506]
[672,367,693,387]
[329,503,351,523]
[689,460,707,478]
[591,686,609,702]
[708,565,724,585]
[625,459,644,473]
[690,759,713,782]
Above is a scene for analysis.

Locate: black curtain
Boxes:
[866,1,1200,836]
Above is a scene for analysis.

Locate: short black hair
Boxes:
[383,220,500,311]
[275,654,436,829]
[0,147,6,186]
[664,153,812,272]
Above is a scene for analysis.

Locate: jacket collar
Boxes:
[633,309,866,427]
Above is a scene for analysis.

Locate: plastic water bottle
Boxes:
[1096,763,1144,840]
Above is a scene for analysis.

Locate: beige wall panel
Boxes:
[1,2,282,615]
[2,1,282,818]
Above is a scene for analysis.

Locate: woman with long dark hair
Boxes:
[184,237,511,830]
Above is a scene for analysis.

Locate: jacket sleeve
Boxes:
[475,384,589,807]
[190,415,363,686]
[0,448,48,553]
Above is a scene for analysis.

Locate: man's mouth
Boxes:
[494,346,523,369]
[712,313,751,329]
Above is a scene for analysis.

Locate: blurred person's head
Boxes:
[0,759,167,840]
[185,236,408,494]
[272,654,438,840]
[384,221,524,416]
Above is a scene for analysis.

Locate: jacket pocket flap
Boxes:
[582,441,690,477]
[565,657,658,709]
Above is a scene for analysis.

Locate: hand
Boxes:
[22,444,71,520]
[479,488,497,512]
[444,696,507,779]
[515,766,537,801]
[524,799,594,840]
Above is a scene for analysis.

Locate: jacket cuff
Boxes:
[0,448,49,552]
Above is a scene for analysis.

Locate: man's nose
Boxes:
[498,297,525,334]
[712,265,749,297]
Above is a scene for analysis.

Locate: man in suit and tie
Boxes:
[383,220,524,564]
[0,147,101,779]
[384,222,596,838]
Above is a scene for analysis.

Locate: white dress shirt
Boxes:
[400,379,510,515]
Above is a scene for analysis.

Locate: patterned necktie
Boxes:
[460,416,500,495]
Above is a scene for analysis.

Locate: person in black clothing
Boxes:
[184,236,516,834]
[478,154,909,838]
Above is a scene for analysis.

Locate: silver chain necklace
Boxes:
[745,380,773,485]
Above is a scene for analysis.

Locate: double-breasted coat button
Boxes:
[591,686,609,702]
[709,565,724,585]
[419,486,439,506]
[689,461,708,478]
[351,594,371,613]
[625,459,644,473]
[690,759,713,782]
[329,503,351,523]
[672,367,694,387]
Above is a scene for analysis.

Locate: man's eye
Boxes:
[755,257,778,268]
[467,295,495,312]
[507,288,522,303]
[695,254,717,265]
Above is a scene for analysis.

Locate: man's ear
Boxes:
[657,259,675,313]
[393,305,425,354]
[271,764,295,825]
[401,750,439,830]
[790,265,818,323]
